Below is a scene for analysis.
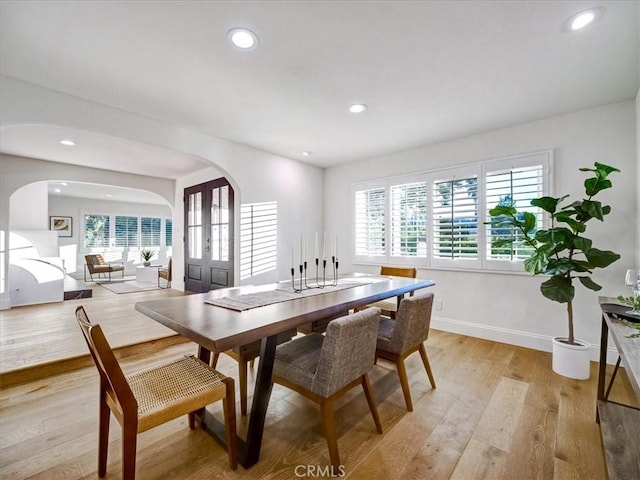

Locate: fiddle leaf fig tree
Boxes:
[488,162,621,345]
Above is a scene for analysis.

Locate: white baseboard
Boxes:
[431,315,620,365]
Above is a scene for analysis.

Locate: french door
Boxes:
[184,178,234,293]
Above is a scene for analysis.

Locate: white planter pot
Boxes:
[552,337,591,380]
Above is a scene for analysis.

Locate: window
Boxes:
[141,216,161,247]
[354,184,386,259]
[390,181,427,258]
[432,174,478,263]
[484,153,549,270]
[352,150,551,271]
[84,214,110,248]
[165,218,173,247]
[115,216,138,247]
[240,202,277,279]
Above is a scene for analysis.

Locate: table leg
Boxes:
[596,313,609,423]
[242,334,279,467]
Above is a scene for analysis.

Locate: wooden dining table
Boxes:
[135,273,436,468]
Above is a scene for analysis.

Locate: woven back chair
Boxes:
[368,266,418,318]
[158,257,172,288]
[376,293,436,411]
[272,308,383,470]
[75,306,237,478]
[84,254,125,282]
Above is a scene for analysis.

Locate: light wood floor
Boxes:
[0,287,637,479]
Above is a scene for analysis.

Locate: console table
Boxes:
[135,265,160,283]
[596,301,640,479]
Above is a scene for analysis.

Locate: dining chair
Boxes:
[84,254,125,282]
[75,306,237,479]
[272,308,383,470]
[376,293,436,412]
[367,266,418,318]
[157,257,172,288]
[211,328,297,415]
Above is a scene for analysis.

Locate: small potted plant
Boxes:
[140,249,155,267]
[488,162,621,379]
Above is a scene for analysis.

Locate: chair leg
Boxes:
[418,343,436,389]
[361,374,383,434]
[98,396,110,477]
[222,377,238,470]
[121,420,137,480]
[395,356,414,412]
[319,398,341,471]
[188,411,196,429]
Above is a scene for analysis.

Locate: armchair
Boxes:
[84,254,125,282]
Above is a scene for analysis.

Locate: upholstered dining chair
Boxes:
[211,328,297,416]
[157,257,172,288]
[75,306,237,478]
[84,254,125,282]
[366,266,418,318]
[272,308,383,470]
[376,293,436,412]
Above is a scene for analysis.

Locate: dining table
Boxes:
[135,273,436,468]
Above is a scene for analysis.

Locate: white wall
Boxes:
[324,100,637,358]
[10,182,48,230]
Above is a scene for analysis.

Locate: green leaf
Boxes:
[540,276,574,304]
[522,212,537,233]
[594,162,621,176]
[584,248,621,268]
[489,205,516,217]
[581,200,604,221]
[573,236,592,253]
[577,276,602,291]
[524,251,548,274]
[531,196,559,214]
[584,178,611,196]
[554,212,584,232]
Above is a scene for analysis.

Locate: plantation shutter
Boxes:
[354,186,386,257]
[485,164,545,260]
[432,176,478,260]
[390,181,427,258]
[141,217,161,247]
[84,214,110,248]
[115,216,138,248]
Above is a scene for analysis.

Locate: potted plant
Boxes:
[140,249,155,267]
[488,162,621,379]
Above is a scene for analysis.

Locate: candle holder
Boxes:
[290,265,304,293]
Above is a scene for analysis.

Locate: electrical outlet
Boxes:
[435,299,442,311]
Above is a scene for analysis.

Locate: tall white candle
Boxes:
[323,231,327,260]
[335,236,338,260]
[315,232,318,259]
[291,244,294,268]
[300,235,303,265]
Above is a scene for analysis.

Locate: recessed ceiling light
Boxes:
[60,182,68,187]
[229,28,258,49]
[349,103,368,114]
[564,7,604,32]
[301,151,312,157]
[58,139,76,146]
[105,194,113,197]
[53,188,61,193]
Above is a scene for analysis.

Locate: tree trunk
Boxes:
[566,301,575,345]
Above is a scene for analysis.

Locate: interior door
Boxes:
[184,178,234,293]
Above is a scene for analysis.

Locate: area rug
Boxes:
[99,280,160,294]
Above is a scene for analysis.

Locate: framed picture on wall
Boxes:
[50,216,72,237]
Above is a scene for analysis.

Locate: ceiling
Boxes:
[1,0,638,183]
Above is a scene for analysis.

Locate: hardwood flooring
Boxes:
[0,286,637,479]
